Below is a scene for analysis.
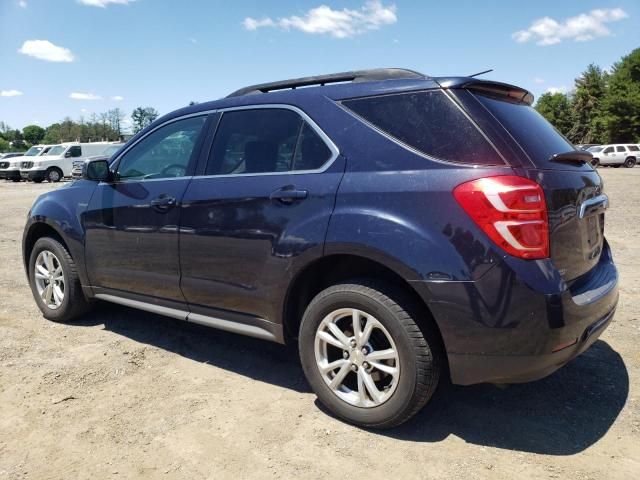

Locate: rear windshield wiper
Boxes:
[549,150,592,165]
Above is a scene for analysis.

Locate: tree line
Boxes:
[535,47,640,145]
[0,107,159,152]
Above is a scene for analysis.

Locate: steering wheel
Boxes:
[161,163,186,177]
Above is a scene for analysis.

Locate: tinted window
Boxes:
[474,93,576,164]
[343,90,502,165]
[616,146,626,152]
[603,147,614,153]
[207,109,302,175]
[628,145,639,152]
[292,123,332,171]
[117,116,206,180]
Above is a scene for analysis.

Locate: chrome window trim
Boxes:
[109,104,339,183]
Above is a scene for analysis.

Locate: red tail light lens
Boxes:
[453,176,549,259]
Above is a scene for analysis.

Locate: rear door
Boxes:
[84,115,208,302]
[464,90,607,281]
[179,106,342,323]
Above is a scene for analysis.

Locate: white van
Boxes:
[0,145,53,181]
[588,144,640,168]
[20,142,120,182]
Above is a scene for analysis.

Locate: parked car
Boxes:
[22,68,618,428]
[20,142,122,182]
[588,144,639,167]
[0,145,52,181]
[71,144,123,179]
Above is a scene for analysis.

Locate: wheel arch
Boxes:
[22,221,69,275]
[282,253,447,370]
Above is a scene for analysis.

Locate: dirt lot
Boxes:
[0,169,639,480]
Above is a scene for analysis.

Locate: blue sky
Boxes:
[1,0,638,131]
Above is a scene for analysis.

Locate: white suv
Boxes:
[588,144,639,168]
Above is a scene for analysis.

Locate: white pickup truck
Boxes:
[588,144,640,168]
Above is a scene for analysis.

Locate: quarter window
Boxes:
[343,90,502,165]
[206,108,333,176]
[628,145,639,152]
[117,116,206,180]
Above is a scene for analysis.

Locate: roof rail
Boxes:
[227,68,427,97]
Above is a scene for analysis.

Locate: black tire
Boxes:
[28,236,90,322]
[591,158,600,167]
[46,167,63,183]
[11,178,20,182]
[624,157,636,168]
[299,280,441,429]
[32,178,44,183]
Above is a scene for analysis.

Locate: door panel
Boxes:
[179,161,345,322]
[83,114,209,302]
[84,179,190,301]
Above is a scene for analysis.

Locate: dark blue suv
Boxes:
[23,69,618,428]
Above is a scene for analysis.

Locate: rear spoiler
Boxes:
[433,77,534,105]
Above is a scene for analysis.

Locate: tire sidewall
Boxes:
[299,287,423,427]
[29,237,72,321]
[46,168,62,182]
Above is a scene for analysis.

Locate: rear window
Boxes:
[473,93,574,164]
[342,90,503,165]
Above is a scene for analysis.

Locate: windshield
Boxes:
[24,146,43,156]
[473,93,575,164]
[47,146,65,156]
[588,146,604,152]
[103,145,120,156]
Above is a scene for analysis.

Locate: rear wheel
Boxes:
[46,167,63,183]
[624,157,636,168]
[299,280,441,428]
[28,236,90,322]
[591,158,599,167]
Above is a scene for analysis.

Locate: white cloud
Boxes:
[513,8,628,46]
[1,89,23,97]
[188,37,198,44]
[19,1,27,8]
[111,95,124,101]
[546,86,568,94]
[533,77,545,84]
[243,0,397,39]
[70,92,102,100]
[18,40,74,62]
[77,0,136,7]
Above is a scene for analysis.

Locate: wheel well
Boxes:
[283,254,445,352]
[23,223,67,272]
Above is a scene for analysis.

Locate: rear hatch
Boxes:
[461,84,606,281]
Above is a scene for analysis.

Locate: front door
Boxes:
[179,107,343,323]
[84,115,208,303]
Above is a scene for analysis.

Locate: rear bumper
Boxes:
[412,240,619,385]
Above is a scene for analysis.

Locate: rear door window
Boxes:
[472,92,574,165]
[616,146,626,152]
[342,90,502,165]
[206,108,333,175]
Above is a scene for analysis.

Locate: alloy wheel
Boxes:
[314,308,400,408]
[34,250,65,309]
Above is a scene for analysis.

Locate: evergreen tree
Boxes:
[535,92,572,136]
[567,64,608,144]
[601,48,640,143]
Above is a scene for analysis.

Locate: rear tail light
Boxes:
[453,175,549,259]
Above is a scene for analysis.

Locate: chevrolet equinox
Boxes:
[23,69,619,428]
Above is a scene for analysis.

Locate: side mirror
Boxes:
[82,157,112,182]
[65,151,73,158]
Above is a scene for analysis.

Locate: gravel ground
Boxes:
[0,169,639,479]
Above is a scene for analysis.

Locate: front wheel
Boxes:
[28,236,90,322]
[299,280,441,429]
[46,167,63,183]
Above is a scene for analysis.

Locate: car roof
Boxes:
[150,68,533,128]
